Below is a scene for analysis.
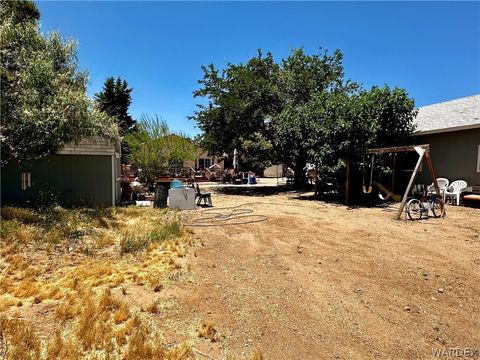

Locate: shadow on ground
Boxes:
[212,185,297,197]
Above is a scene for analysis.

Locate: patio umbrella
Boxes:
[233,149,238,170]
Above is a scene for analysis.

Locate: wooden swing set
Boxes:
[345,144,444,220]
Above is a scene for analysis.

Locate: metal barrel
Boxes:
[154,180,170,208]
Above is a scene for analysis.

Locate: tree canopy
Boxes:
[191,48,417,187]
[95,76,136,163]
[0,0,118,168]
[95,77,135,134]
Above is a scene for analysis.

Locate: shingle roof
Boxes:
[413,94,480,135]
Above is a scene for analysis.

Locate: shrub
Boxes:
[121,221,183,254]
[0,206,39,224]
[120,233,150,254]
[149,221,183,243]
[198,320,218,342]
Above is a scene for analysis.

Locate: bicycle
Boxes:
[406,193,445,220]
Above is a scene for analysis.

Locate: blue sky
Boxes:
[37,1,480,136]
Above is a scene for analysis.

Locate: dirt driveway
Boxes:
[161,186,480,360]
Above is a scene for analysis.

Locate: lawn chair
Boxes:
[444,180,467,205]
[195,182,212,207]
[427,178,449,202]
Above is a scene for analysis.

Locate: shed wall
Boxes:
[1,154,114,207]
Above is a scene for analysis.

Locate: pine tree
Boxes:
[95,77,136,163]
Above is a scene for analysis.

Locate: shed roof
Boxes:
[413,94,480,135]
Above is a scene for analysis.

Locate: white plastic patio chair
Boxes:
[427,178,449,202]
[444,180,467,205]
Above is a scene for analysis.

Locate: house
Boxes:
[413,94,480,187]
[184,149,225,171]
[1,137,121,207]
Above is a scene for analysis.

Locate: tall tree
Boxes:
[0,0,40,24]
[274,48,357,185]
[0,0,117,168]
[190,50,280,170]
[192,48,417,189]
[95,77,136,163]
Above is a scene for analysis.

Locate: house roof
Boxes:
[413,94,480,135]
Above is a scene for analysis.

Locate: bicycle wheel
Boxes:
[431,198,445,218]
[407,199,423,220]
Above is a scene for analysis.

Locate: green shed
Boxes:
[1,137,121,207]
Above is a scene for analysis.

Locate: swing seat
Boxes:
[378,193,391,201]
[362,185,373,194]
[375,182,401,202]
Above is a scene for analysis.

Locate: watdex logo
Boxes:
[432,348,479,358]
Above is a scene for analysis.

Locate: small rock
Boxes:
[403,306,411,311]
[437,288,444,293]
[422,271,428,277]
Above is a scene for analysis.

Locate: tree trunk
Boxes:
[293,154,306,189]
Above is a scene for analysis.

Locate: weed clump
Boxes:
[198,320,218,342]
[120,220,184,254]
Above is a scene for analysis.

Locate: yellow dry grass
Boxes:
[0,205,194,360]
[197,320,218,342]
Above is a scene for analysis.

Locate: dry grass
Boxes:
[197,320,219,342]
[0,205,194,360]
[0,204,264,359]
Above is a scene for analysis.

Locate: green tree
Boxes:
[190,50,280,167]
[95,77,136,163]
[0,0,118,168]
[192,48,417,189]
[125,115,197,184]
[95,77,135,133]
[274,48,355,186]
[239,132,275,175]
[0,0,39,24]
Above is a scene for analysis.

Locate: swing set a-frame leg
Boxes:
[394,146,425,220]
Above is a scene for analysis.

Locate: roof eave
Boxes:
[412,123,480,136]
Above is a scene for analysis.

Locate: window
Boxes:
[169,159,183,174]
[198,158,211,170]
[21,172,31,190]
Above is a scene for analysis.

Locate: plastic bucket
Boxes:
[171,179,183,189]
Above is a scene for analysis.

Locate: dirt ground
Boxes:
[1,182,479,359]
[158,184,480,360]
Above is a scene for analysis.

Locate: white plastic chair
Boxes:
[427,178,449,202]
[444,180,467,205]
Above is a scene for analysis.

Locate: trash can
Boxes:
[154,180,170,208]
[249,175,256,185]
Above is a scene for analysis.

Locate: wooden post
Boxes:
[425,149,445,216]
[394,146,425,220]
[344,158,350,205]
